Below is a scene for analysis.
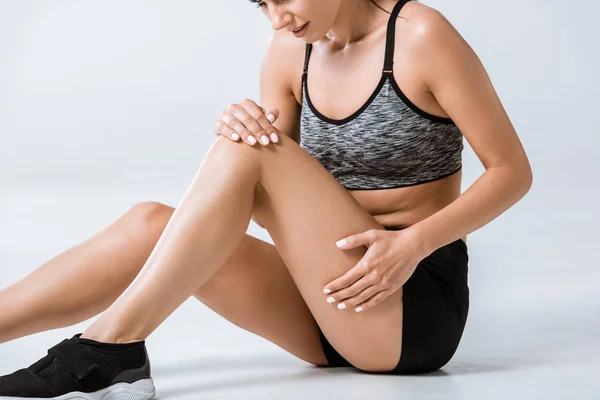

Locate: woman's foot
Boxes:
[0,333,155,400]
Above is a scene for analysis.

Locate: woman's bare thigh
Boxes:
[193,232,328,367]
[235,135,404,372]
[138,201,330,367]
[146,202,328,366]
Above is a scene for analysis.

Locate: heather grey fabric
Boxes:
[299,0,464,191]
[300,73,464,190]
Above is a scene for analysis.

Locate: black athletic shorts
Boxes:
[317,227,470,374]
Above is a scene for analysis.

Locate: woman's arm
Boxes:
[259,30,304,144]
[404,6,533,255]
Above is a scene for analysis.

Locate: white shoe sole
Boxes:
[0,377,155,400]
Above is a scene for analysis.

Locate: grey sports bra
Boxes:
[299,0,464,190]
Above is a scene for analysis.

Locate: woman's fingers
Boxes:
[265,108,279,123]
[213,119,241,141]
[239,99,280,145]
[236,100,280,144]
[213,99,280,145]
[219,109,257,145]
[263,108,280,142]
[230,103,270,146]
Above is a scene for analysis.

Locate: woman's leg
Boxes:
[0,201,328,366]
[193,232,328,367]
[81,135,404,373]
[0,202,166,344]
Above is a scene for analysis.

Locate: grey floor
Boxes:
[1,178,598,400]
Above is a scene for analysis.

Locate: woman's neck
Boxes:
[321,0,390,51]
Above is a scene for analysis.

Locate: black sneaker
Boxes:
[0,333,155,400]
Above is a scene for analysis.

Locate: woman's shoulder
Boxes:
[401,0,447,21]
[397,1,460,48]
[394,0,466,79]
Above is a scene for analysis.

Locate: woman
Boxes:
[0,0,532,398]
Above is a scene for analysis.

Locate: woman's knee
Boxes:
[124,201,174,233]
[206,135,266,178]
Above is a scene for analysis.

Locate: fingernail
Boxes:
[327,296,336,303]
[232,133,239,140]
[323,288,331,294]
[248,136,257,144]
[355,307,363,312]
[336,239,347,247]
[337,303,346,310]
[261,136,269,145]
[270,133,279,142]
[267,114,275,123]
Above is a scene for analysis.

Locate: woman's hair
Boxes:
[247,0,419,11]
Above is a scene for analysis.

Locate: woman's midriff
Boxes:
[348,168,467,247]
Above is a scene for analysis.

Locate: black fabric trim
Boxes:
[318,327,353,368]
[303,43,312,74]
[382,0,454,124]
[342,166,462,190]
[383,0,412,72]
[303,72,388,126]
[387,74,455,124]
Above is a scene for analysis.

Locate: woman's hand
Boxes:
[323,228,426,313]
[214,98,281,146]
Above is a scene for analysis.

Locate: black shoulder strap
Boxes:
[383,0,411,74]
[303,43,313,75]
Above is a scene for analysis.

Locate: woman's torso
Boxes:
[289,0,466,246]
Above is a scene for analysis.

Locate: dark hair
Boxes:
[247,0,419,12]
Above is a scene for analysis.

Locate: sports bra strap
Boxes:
[303,43,312,75]
[383,0,411,74]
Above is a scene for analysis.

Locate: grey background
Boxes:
[1,0,599,399]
